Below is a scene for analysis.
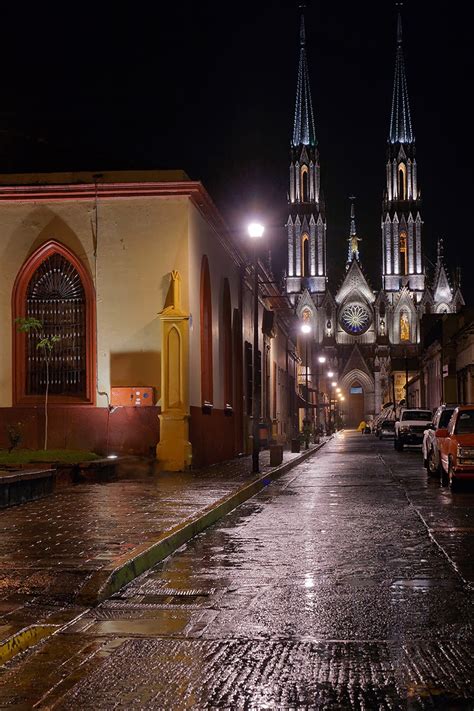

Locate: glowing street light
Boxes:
[327,370,334,378]
[318,355,326,364]
[301,323,311,334]
[248,222,265,239]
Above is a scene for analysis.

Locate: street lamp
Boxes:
[327,370,334,378]
[300,322,312,449]
[316,355,326,434]
[329,381,338,432]
[248,221,265,473]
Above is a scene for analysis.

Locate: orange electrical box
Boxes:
[110,387,155,407]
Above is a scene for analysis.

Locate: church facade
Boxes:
[286,11,464,427]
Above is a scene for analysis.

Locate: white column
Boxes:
[295,226,302,277]
[393,221,400,275]
[408,217,414,274]
[310,221,316,276]
[387,162,392,201]
[385,219,392,275]
[288,222,294,277]
[289,165,295,204]
[415,216,422,274]
[317,222,323,276]
[392,161,398,199]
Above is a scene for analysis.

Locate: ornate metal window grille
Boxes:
[25,253,86,396]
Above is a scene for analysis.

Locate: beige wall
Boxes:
[188,203,241,410]
[0,196,190,408]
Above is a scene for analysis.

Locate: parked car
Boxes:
[438,406,474,489]
[394,409,433,451]
[377,419,395,439]
[422,405,456,475]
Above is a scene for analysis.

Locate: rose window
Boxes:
[340,303,371,335]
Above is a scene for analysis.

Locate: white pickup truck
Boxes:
[394,408,433,451]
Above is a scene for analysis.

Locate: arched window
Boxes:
[399,231,408,275]
[12,241,95,404]
[301,234,309,277]
[222,278,233,410]
[12,241,96,404]
[398,163,406,200]
[301,166,309,202]
[200,255,213,407]
[400,311,410,341]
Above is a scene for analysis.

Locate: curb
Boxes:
[0,624,59,665]
[78,439,329,606]
[0,440,329,666]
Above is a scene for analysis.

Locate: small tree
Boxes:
[16,317,60,451]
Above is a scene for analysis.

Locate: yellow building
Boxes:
[0,170,298,468]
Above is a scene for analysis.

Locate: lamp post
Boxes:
[316,355,326,436]
[248,221,265,473]
[330,380,337,433]
[300,322,312,449]
[326,371,334,432]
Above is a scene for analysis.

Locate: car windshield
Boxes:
[382,421,394,428]
[401,411,432,421]
[438,409,455,428]
[455,411,474,435]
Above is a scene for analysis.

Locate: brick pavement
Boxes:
[0,443,323,657]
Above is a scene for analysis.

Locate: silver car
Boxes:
[423,405,456,475]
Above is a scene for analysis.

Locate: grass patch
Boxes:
[0,449,100,465]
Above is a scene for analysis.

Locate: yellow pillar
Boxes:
[156,270,192,470]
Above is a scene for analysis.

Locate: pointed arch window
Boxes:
[12,241,96,404]
[399,231,408,275]
[398,163,407,200]
[301,234,309,277]
[300,165,309,202]
[400,310,410,341]
[200,255,213,408]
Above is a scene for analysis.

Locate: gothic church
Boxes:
[285,10,464,426]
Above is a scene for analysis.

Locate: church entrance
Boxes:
[346,382,365,429]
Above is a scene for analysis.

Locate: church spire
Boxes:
[346,197,361,267]
[286,5,326,303]
[389,6,414,144]
[292,6,316,147]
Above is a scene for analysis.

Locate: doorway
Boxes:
[347,382,364,428]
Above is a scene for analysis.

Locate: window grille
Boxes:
[25,253,86,396]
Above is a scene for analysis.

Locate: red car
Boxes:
[438,406,474,489]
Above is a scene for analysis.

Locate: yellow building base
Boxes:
[156,412,192,471]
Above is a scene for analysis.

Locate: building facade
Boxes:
[0,171,298,468]
[286,10,464,426]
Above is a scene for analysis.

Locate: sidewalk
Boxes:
[0,440,328,664]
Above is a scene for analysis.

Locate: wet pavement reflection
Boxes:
[1,431,473,709]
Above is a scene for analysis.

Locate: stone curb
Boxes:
[0,440,329,666]
[77,440,329,606]
[0,624,59,666]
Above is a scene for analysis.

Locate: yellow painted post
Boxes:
[156,271,192,470]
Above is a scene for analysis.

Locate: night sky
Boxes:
[1,2,472,302]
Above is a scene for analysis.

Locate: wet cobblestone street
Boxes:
[1,431,473,709]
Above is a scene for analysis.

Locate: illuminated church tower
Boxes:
[286,8,327,303]
[382,11,424,297]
